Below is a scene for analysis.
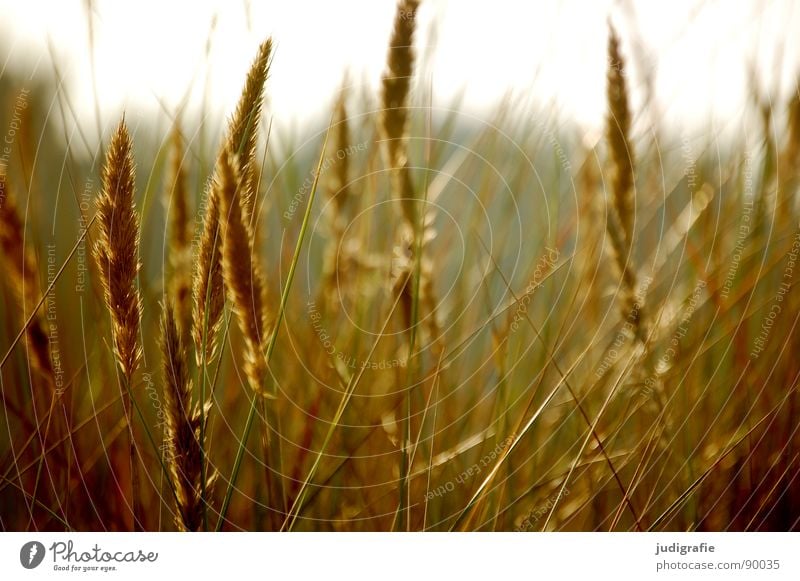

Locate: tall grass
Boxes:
[1,5,799,532]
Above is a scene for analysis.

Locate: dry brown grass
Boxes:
[92,117,143,529]
[161,301,213,532]
[0,178,54,388]
[4,10,800,535]
[93,118,142,382]
[226,38,272,230]
[606,25,635,245]
[330,87,352,221]
[380,0,420,229]
[217,149,269,396]
[165,123,194,340]
[191,38,272,366]
[322,88,354,311]
[191,174,225,366]
[605,25,645,338]
[781,88,800,181]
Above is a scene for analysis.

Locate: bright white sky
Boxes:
[0,0,798,144]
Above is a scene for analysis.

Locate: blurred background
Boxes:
[1,0,800,143]
[3,0,800,532]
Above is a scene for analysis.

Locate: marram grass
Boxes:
[0,11,799,534]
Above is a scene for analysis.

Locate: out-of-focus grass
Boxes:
[0,28,799,532]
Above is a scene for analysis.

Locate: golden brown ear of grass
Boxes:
[161,301,214,532]
[226,38,273,230]
[606,24,635,248]
[93,117,143,530]
[322,86,354,312]
[330,86,352,219]
[166,123,193,340]
[216,149,269,397]
[93,118,142,382]
[772,86,800,229]
[191,177,224,365]
[192,37,272,366]
[605,24,645,337]
[380,0,421,229]
[780,88,800,182]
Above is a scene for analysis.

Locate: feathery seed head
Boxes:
[161,302,212,532]
[216,150,269,396]
[226,38,273,226]
[330,89,352,221]
[94,119,142,381]
[166,124,193,338]
[380,0,421,228]
[381,0,420,165]
[606,24,635,248]
[191,39,272,366]
[192,176,225,365]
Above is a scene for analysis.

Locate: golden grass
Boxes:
[606,25,635,247]
[93,118,142,382]
[226,38,272,230]
[217,149,269,396]
[165,123,194,340]
[605,25,645,338]
[2,14,800,535]
[161,301,214,532]
[92,117,143,530]
[0,178,54,388]
[191,38,272,366]
[380,0,421,229]
[191,173,225,366]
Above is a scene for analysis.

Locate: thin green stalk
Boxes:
[197,255,220,531]
[26,393,58,531]
[121,368,182,523]
[121,373,142,531]
[283,280,409,531]
[396,89,433,531]
[216,115,334,531]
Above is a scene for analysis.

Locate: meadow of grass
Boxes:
[1,1,799,532]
